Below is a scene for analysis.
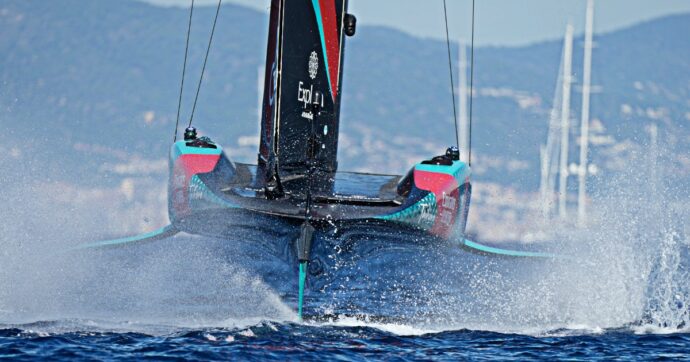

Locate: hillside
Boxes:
[1,0,688,182]
[0,0,688,240]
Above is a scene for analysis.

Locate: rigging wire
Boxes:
[173,0,195,142]
[442,0,460,149]
[468,0,476,166]
[188,0,223,128]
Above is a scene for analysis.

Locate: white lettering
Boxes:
[418,203,435,224]
[301,111,314,120]
[439,210,452,226]
[297,81,314,109]
[442,193,457,210]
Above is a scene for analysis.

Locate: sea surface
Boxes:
[1,319,690,360]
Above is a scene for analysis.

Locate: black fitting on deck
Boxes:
[184,126,197,141]
[446,146,460,161]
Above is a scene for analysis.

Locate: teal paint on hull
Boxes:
[188,175,240,210]
[375,192,437,231]
[298,261,307,320]
[373,160,471,232]
[171,140,223,160]
[460,239,560,259]
[73,224,178,250]
[415,161,468,178]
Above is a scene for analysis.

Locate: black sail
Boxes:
[258,0,349,184]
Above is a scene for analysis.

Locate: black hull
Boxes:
[172,208,484,318]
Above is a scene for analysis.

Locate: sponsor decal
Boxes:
[298,81,314,120]
[298,81,313,109]
[297,78,323,120]
[298,51,324,120]
[418,202,436,225]
[438,192,457,227]
[308,51,319,80]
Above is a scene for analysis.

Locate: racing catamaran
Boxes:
[79,0,559,318]
[173,0,471,318]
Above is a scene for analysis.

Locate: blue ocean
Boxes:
[2,321,690,360]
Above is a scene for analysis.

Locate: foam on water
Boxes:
[433,143,688,335]
[311,315,439,336]
[0,140,688,338]
[0,178,296,328]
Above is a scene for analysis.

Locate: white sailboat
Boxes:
[540,0,599,226]
[539,23,574,221]
[577,0,595,226]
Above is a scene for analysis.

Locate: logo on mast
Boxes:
[298,51,323,120]
[308,51,319,80]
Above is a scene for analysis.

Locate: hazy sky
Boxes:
[140,0,690,46]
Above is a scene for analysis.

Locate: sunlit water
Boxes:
[1,149,688,360]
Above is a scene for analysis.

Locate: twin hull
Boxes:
[167,140,471,263]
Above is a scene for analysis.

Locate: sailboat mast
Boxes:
[257,0,282,180]
[257,66,263,123]
[458,41,469,163]
[558,24,573,219]
[577,0,594,226]
[539,145,550,220]
[540,35,569,221]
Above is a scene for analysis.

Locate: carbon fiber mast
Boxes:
[257,0,355,319]
[257,0,283,195]
[257,0,355,195]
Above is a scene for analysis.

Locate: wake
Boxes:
[0,147,688,336]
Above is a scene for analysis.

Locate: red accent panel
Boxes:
[414,170,455,193]
[318,0,340,99]
[414,169,461,238]
[178,154,220,176]
[171,154,220,217]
